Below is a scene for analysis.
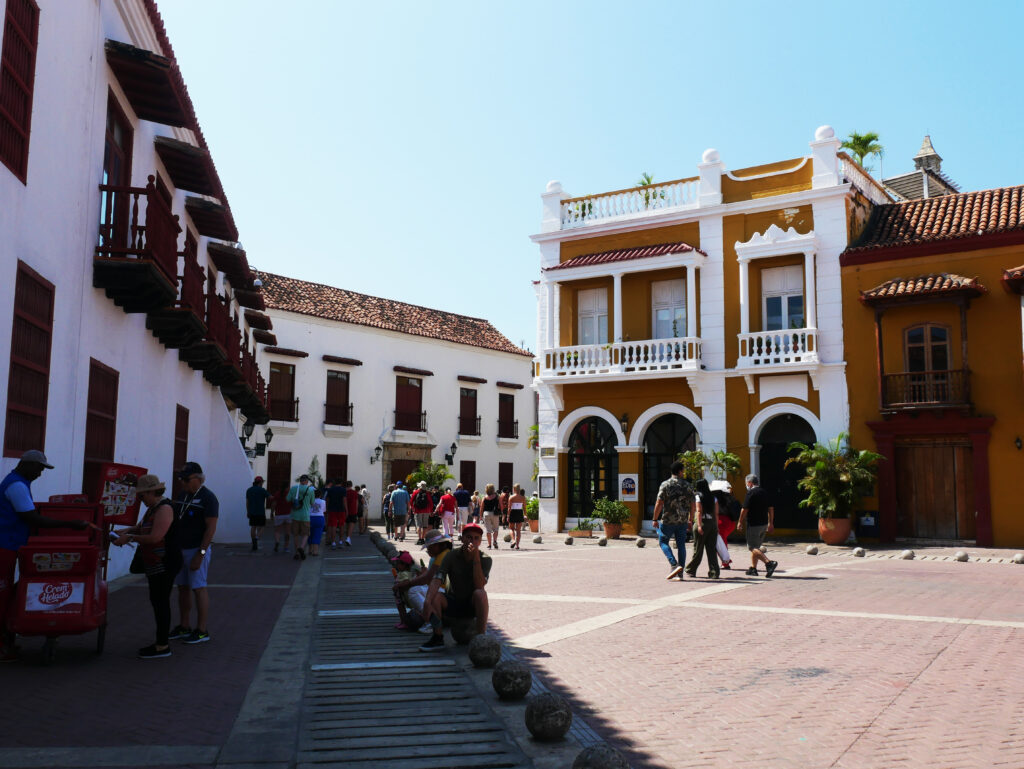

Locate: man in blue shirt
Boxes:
[1,450,91,660]
[453,483,472,533]
[388,481,411,542]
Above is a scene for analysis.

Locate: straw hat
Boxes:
[135,474,166,495]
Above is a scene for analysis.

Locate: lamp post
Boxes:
[444,441,458,466]
[240,420,255,446]
[370,445,383,464]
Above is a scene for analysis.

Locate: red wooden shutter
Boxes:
[498,393,514,437]
[3,260,53,456]
[325,371,350,424]
[82,359,118,494]
[395,376,422,430]
[0,0,39,181]
[459,460,476,494]
[325,453,348,485]
[498,462,513,493]
[269,362,296,421]
[459,388,477,435]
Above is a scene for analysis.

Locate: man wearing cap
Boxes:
[389,481,411,541]
[170,461,219,645]
[419,523,491,652]
[1,451,92,660]
[246,476,270,552]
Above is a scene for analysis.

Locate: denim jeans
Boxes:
[658,523,687,568]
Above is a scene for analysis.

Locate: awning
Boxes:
[185,197,238,242]
[105,40,189,127]
[154,136,218,196]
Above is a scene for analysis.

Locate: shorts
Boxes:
[327,511,345,528]
[746,524,768,551]
[175,547,212,589]
[483,513,500,534]
[291,519,311,536]
[508,510,524,524]
[443,593,476,618]
[247,514,267,527]
[415,512,431,528]
[393,514,407,526]
[456,507,469,525]
[406,584,442,614]
[274,515,291,527]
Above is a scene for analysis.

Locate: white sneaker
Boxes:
[417,624,434,634]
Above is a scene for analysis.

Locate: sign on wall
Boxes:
[539,476,555,498]
[540,447,555,458]
[619,474,638,502]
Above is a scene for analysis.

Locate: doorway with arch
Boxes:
[566,417,619,520]
[756,413,816,530]
[641,414,699,521]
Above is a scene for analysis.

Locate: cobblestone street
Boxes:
[485,536,1024,769]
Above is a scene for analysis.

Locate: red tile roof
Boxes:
[256,271,532,357]
[861,274,988,305]
[845,185,1024,258]
[1004,265,1024,294]
[545,241,704,272]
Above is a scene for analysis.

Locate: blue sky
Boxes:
[158,0,1024,351]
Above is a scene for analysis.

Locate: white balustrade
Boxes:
[561,177,699,229]
[737,329,818,367]
[541,337,701,377]
[837,153,892,205]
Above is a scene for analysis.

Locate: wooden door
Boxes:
[894,443,974,539]
[391,459,419,486]
[459,460,476,494]
[267,451,292,498]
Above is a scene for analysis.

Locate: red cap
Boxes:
[462,523,483,534]
[254,476,264,483]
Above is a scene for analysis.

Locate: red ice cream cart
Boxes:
[8,463,145,664]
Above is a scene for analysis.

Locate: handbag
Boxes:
[129,545,146,574]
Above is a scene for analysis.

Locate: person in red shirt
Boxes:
[343,480,360,547]
[436,487,457,538]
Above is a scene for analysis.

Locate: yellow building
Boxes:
[530,126,890,535]
[841,187,1024,546]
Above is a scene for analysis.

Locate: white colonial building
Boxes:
[250,272,536,510]
[0,0,273,575]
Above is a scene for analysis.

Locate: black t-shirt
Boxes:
[453,489,472,508]
[742,486,771,527]
[175,486,219,549]
[325,486,347,513]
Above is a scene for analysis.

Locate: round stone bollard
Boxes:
[492,660,532,700]
[468,633,501,668]
[598,537,608,547]
[525,692,573,741]
[533,535,543,544]
[805,545,818,555]
[636,538,646,548]
[573,744,632,769]
[900,549,915,560]
[504,533,513,543]
[451,619,477,645]
[564,536,574,546]
[852,547,866,557]
[1014,553,1024,565]
[955,551,970,562]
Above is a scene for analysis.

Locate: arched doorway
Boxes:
[642,414,698,520]
[567,417,618,520]
[757,414,816,529]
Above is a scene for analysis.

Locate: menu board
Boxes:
[92,463,147,525]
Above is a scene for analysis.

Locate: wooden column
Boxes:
[875,309,885,411]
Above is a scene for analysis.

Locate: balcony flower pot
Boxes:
[785,432,883,547]
[593,498,631,540]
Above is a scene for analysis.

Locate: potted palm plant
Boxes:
[525,496,540,533]
[786,432,883,545]
[593,498,631,539]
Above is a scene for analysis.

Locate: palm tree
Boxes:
[785,433,883,519]
[635,172,664,208]
[841,132,884,172]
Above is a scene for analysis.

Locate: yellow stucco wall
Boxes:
[721,158,813,204]
[559,222,701,263]
[842,244,1024,546]
[560,378,698,425]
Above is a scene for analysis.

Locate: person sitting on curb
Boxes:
[418,523,491,652]
[391,535,451,630]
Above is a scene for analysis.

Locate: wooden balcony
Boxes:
[93,176,180,313]
[882,369,971,412]
[179,294,232,372]
[395,410,426,432]
[146,242,206,349]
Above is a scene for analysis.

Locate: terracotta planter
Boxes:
[603,523,623,539]
[567,529,592,538]
[528,519,539,533]
[818,517,852,545]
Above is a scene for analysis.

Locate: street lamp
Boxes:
[264,427,274,446]
[619,413,629,436]
[370,445,383,464]
[444,441,458,466]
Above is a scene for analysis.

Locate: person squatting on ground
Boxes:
[308,489,326,556]
[685,479,719,579]
[453,483,472,533]
[480,484,501,549]
[287,474,314,561]
[737,474,778,578]
[652,460,695,581]
[271,481,291,553]
[411,481,433,545]
[392,532,452,631]
[507,484,526,549]
[325,479,347,549]
[436,487,457,538]
[0,451,94,661]
[114,474,182,659]
[418,523,491,652]
[170,461,218,645]
[245,476,270,552]
[389,481,411,541]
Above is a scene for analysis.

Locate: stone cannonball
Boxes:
[1013,553,1024,565]
[852,547,865,557]
[525,692,573,741]
[492,660,533,700]
[533,535,543,544]
[901,549,915,560]
[573,744,632,769]
[636,538,646,548]
[955,551,969,562]
[805,545,818,555]
[504,533,513,543]
[564,536,574,546]
[468,633,501,668]
[598,537,608,547]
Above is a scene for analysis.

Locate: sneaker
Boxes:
[183,630,210,645]
[721,562,731,570]
[745,567,758,577]
[765,560,778,578]
[343,541,351,548]
[251,540,258,552]
[417,624,435,635]
[330,542,337,550]
[418,635,446,652]
[666,565,684,581]
[168,625,192,640]
[138,644,171,659]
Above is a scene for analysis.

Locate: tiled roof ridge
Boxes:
[574,240,705,259]
[547,240,705,272]
[861,273,988,303]
[254,271,533,357]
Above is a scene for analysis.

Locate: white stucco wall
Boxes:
[251,310,537,512]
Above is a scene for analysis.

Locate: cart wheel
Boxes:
[96,623,107,654]
[41,637,56,666]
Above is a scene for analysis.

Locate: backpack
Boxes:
[414,489,431,510]
[291,485,309,511]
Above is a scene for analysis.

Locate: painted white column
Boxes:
[686,264,697,338]
[804,251,817,329]
[546,281,556,349]
[612,272,623,342]
[738,258,750,336]
[553,282,561,347]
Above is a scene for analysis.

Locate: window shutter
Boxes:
[0,0,40,181]
[4,261,53,456]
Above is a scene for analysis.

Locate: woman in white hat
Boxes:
[113,474,182,659]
